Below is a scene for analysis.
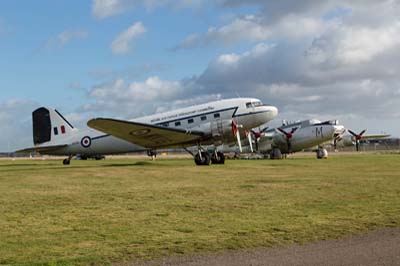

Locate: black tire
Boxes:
[211,152,225,165]
[194,151,211,166]
[63,159,70,165]
[317,148,328,159]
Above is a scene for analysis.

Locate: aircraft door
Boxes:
[211,119,232,145]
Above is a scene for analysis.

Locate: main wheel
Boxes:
[194,151,211,166]
[63,159,70,165]
[316,148,328,159]
[211,151,225,165]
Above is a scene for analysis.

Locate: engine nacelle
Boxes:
[340,135,355,147]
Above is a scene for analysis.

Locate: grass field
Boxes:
[0,154,400,266]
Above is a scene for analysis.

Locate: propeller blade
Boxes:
[348,129,357,137]
[237,129,242,153]
[232,120,242,153]
[334,139,337,150]
[359,129,367,137]
[287,137,293,153]
[277,128,289,137]
[356,140,360,152]
[246,131,254,153]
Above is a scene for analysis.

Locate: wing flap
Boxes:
[88,118,204,149]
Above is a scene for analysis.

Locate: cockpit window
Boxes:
[253,101,263,107]
[246,101,263,108]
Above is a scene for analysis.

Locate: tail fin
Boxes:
[33,107,75,145]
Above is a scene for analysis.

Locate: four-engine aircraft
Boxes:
[250,119,346,159]
[17,98,278,166]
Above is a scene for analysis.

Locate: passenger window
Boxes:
[214,113,220,118]
[201,116,207,121]
[188,119,194,124]
[175,121,181,126]
[161,122,169,127]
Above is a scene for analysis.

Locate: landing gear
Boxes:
[195,151,211,166]
[316,148,328,159]
[185,144,224,166]
[63,155,73,165]
[147,150,157,161]
[270,148,283,160]
[211,151,225,165]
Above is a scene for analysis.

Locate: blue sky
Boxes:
[1,0,400,151]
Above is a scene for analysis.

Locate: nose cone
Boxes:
[265,106,278,121]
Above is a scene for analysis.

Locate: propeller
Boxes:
[347,129,367,152]
[250,127,268,152]
[232,119,243,153]
[245,130,254,153]
[277,127,298,153]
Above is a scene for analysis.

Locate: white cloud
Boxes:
[85,76,189,117]
[45,29,88,50]
[92,0,206,19]
[307,22,400,65]
[92,0,134,19]
[173,14,332,50]
[111,22,146,55]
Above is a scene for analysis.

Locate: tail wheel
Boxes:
[194,151,211,166]
[63,159,70,165]
[211,151,225,165]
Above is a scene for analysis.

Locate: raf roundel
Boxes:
[81,136,92,148]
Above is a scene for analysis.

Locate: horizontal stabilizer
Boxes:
[88,118,204,149]
[15,145,68,154]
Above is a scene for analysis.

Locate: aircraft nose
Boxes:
[267,106,279,118]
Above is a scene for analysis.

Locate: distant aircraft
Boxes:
[332,129,390,151]
[17,98,278,166]
[252,119,346,159]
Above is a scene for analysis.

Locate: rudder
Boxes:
[33,107,74,145]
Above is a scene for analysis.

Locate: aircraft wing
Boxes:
[88,118,205,149]
[15,145,68,154]
[262,131,277,139]
[361,134,390,140]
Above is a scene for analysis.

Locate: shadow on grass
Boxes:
[102,161,156,167]
[0,160,177,173]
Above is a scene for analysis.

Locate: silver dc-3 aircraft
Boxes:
[243,119,346,159]
[17,98,278,166]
